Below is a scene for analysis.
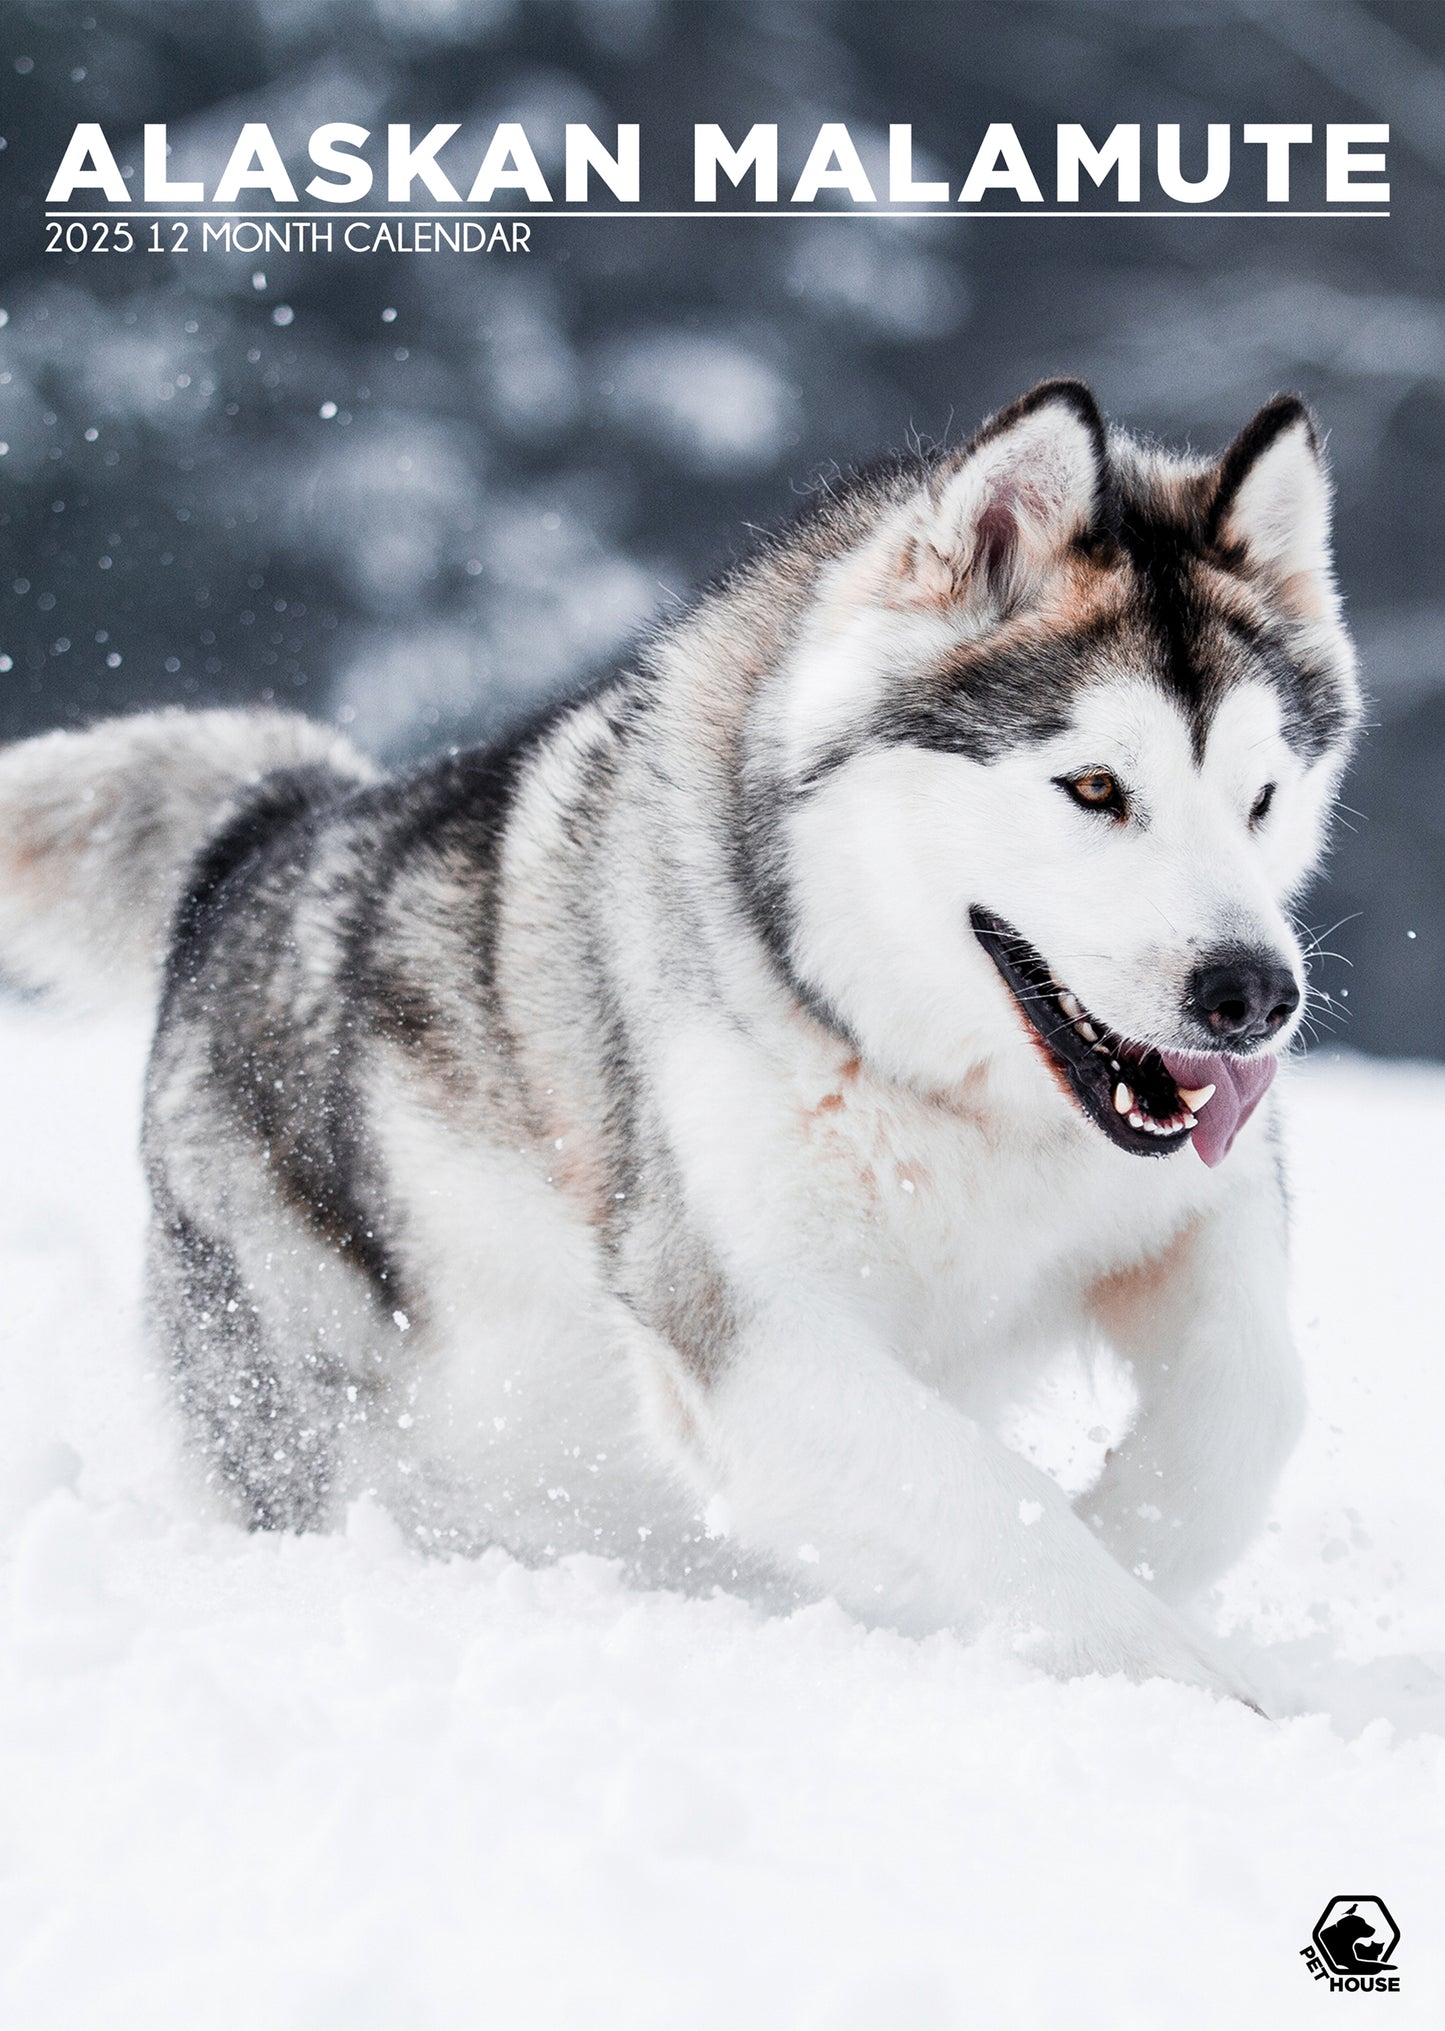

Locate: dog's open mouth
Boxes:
[969,907,1276,1165]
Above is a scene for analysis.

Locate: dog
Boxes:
[0,380,1360,1697]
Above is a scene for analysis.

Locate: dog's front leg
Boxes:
[662,1311,1254,1697]
[1078,1171,1304,1606]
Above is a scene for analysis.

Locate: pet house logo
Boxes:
[1300,1897,1401,1991]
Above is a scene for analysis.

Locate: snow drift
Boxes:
[0,1004,1442,2028]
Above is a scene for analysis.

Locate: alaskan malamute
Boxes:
[0,381,1360,1696]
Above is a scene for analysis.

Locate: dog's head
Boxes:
[751,380,1361,1163]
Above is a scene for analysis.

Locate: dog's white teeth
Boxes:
[1128,1110,1145,1129]
[1075,1019,1098,1042]
[1182,1112,1198,1130]
[1178,1083,1216,1111]
[1113,1082,1133,1115]
[1059,991,1083,1020]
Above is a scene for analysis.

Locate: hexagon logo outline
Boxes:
[1311,1896,1400,1976]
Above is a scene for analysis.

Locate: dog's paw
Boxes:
[1018,1596,1265,1709]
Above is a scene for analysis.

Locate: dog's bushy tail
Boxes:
[0,708,374,1005]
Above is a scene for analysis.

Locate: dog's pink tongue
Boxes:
[1159,1050,1277,1167]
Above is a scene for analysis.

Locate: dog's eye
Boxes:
[1057,769,1127,818]
[1250,782,1276,827]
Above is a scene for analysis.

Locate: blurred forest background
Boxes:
[1,0,1441,1057]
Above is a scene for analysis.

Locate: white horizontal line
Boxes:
[43,207,1392,221]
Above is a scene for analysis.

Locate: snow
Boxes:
[1,1003,1442,2028]
[597,329,798,475]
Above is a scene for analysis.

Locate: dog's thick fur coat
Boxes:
[0,382,1360,1696]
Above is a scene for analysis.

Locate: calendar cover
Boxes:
[1,4,1441,2025]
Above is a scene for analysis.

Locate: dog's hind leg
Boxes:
[145,1195,345,1532]
[1078,1169,1304,1605]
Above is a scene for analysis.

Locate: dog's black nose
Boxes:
[1186,949,1300,1047]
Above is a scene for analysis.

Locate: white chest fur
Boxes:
[656,1019,1238,1390]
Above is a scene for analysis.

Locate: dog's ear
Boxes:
[889,380,1106,612]
[1209,396,1335,607]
